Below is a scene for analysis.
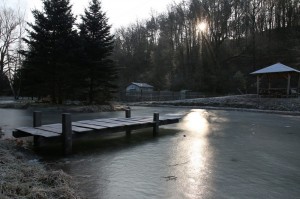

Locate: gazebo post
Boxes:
[298,74,300,93]
[287,73,291,96]
[268,75,271,90]
[256,75,260,95]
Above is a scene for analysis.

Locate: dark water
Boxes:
[1,106,300,198]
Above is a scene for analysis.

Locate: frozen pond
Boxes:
[1,106,300,198]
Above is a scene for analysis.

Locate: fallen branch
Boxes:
[162,176,177,181]
[167,161,189,167]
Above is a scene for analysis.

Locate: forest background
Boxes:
[0,0,300,103]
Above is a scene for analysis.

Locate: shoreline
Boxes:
[128,95,300,116]
[2,95,300,116]
[0,101,128,113]
[0,139,82,199]
[133,103,300,116]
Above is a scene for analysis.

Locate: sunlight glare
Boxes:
[182,110,209,135]
[180,110,212,197]
[198,22,207,32]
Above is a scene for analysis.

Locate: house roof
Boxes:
[131,82,154,88]
[250,63,300,75]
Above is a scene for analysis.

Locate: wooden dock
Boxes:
[13,110,182,155]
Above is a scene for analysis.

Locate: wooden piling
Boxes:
[125,109,131,118]
[153,112,159,136]
[125,109,131,136]
[62,113,72,155]
[33,111,42,147]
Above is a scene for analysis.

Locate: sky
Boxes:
[5,0,182,30]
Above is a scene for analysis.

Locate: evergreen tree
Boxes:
[79,0,117,104]
[22,0,78,104]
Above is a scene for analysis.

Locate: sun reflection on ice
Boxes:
[182,109,209,135]
[182,110,210,169]
[190,139,205,170]
[178,109,213,198]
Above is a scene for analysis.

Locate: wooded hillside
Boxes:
[113,0,300,94]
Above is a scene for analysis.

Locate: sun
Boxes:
[197,22,207,32]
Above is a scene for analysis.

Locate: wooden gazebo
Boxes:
[250,63,300,97]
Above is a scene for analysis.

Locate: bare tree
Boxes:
[0,3,25,98]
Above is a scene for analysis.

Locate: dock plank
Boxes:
[95,118,145,126]
[71,126,92,133]
[94,116,149,122]
[94,119,131,124]
[94,118,151,126]
[37,125,62,134]
[37,124,92,133]
[78,120,124,128]
[15,127,59,138]
[72,122,107,130]
[111,118,153,124]
[13,114,182,139]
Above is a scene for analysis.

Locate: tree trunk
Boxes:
[89,76,95,104]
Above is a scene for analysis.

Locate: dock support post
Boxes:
[33,111,42,147]
[125,109,131,118]
[153,113,159,136]
[125,109,131,136]
[62,113,72,155]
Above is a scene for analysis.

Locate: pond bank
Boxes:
[131,95,300,115]
[0,139,82,199]
[0,101,127,113]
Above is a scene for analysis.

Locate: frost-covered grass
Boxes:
[0,99,127,113]
[0,140,82,199]
[143,95,300,112]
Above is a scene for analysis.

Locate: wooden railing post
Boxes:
[125,109,131,136]
[62,113,72,155]
[33,111,42,147]
[153,113,159,136]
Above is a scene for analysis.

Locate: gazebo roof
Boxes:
[131,82,154,88]
[250,63,300,75]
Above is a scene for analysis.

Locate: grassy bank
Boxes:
[0,100,127,113]
[0,140,82,199]
[137,95,300,112]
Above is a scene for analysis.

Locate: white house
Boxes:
[126,82,154,93]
